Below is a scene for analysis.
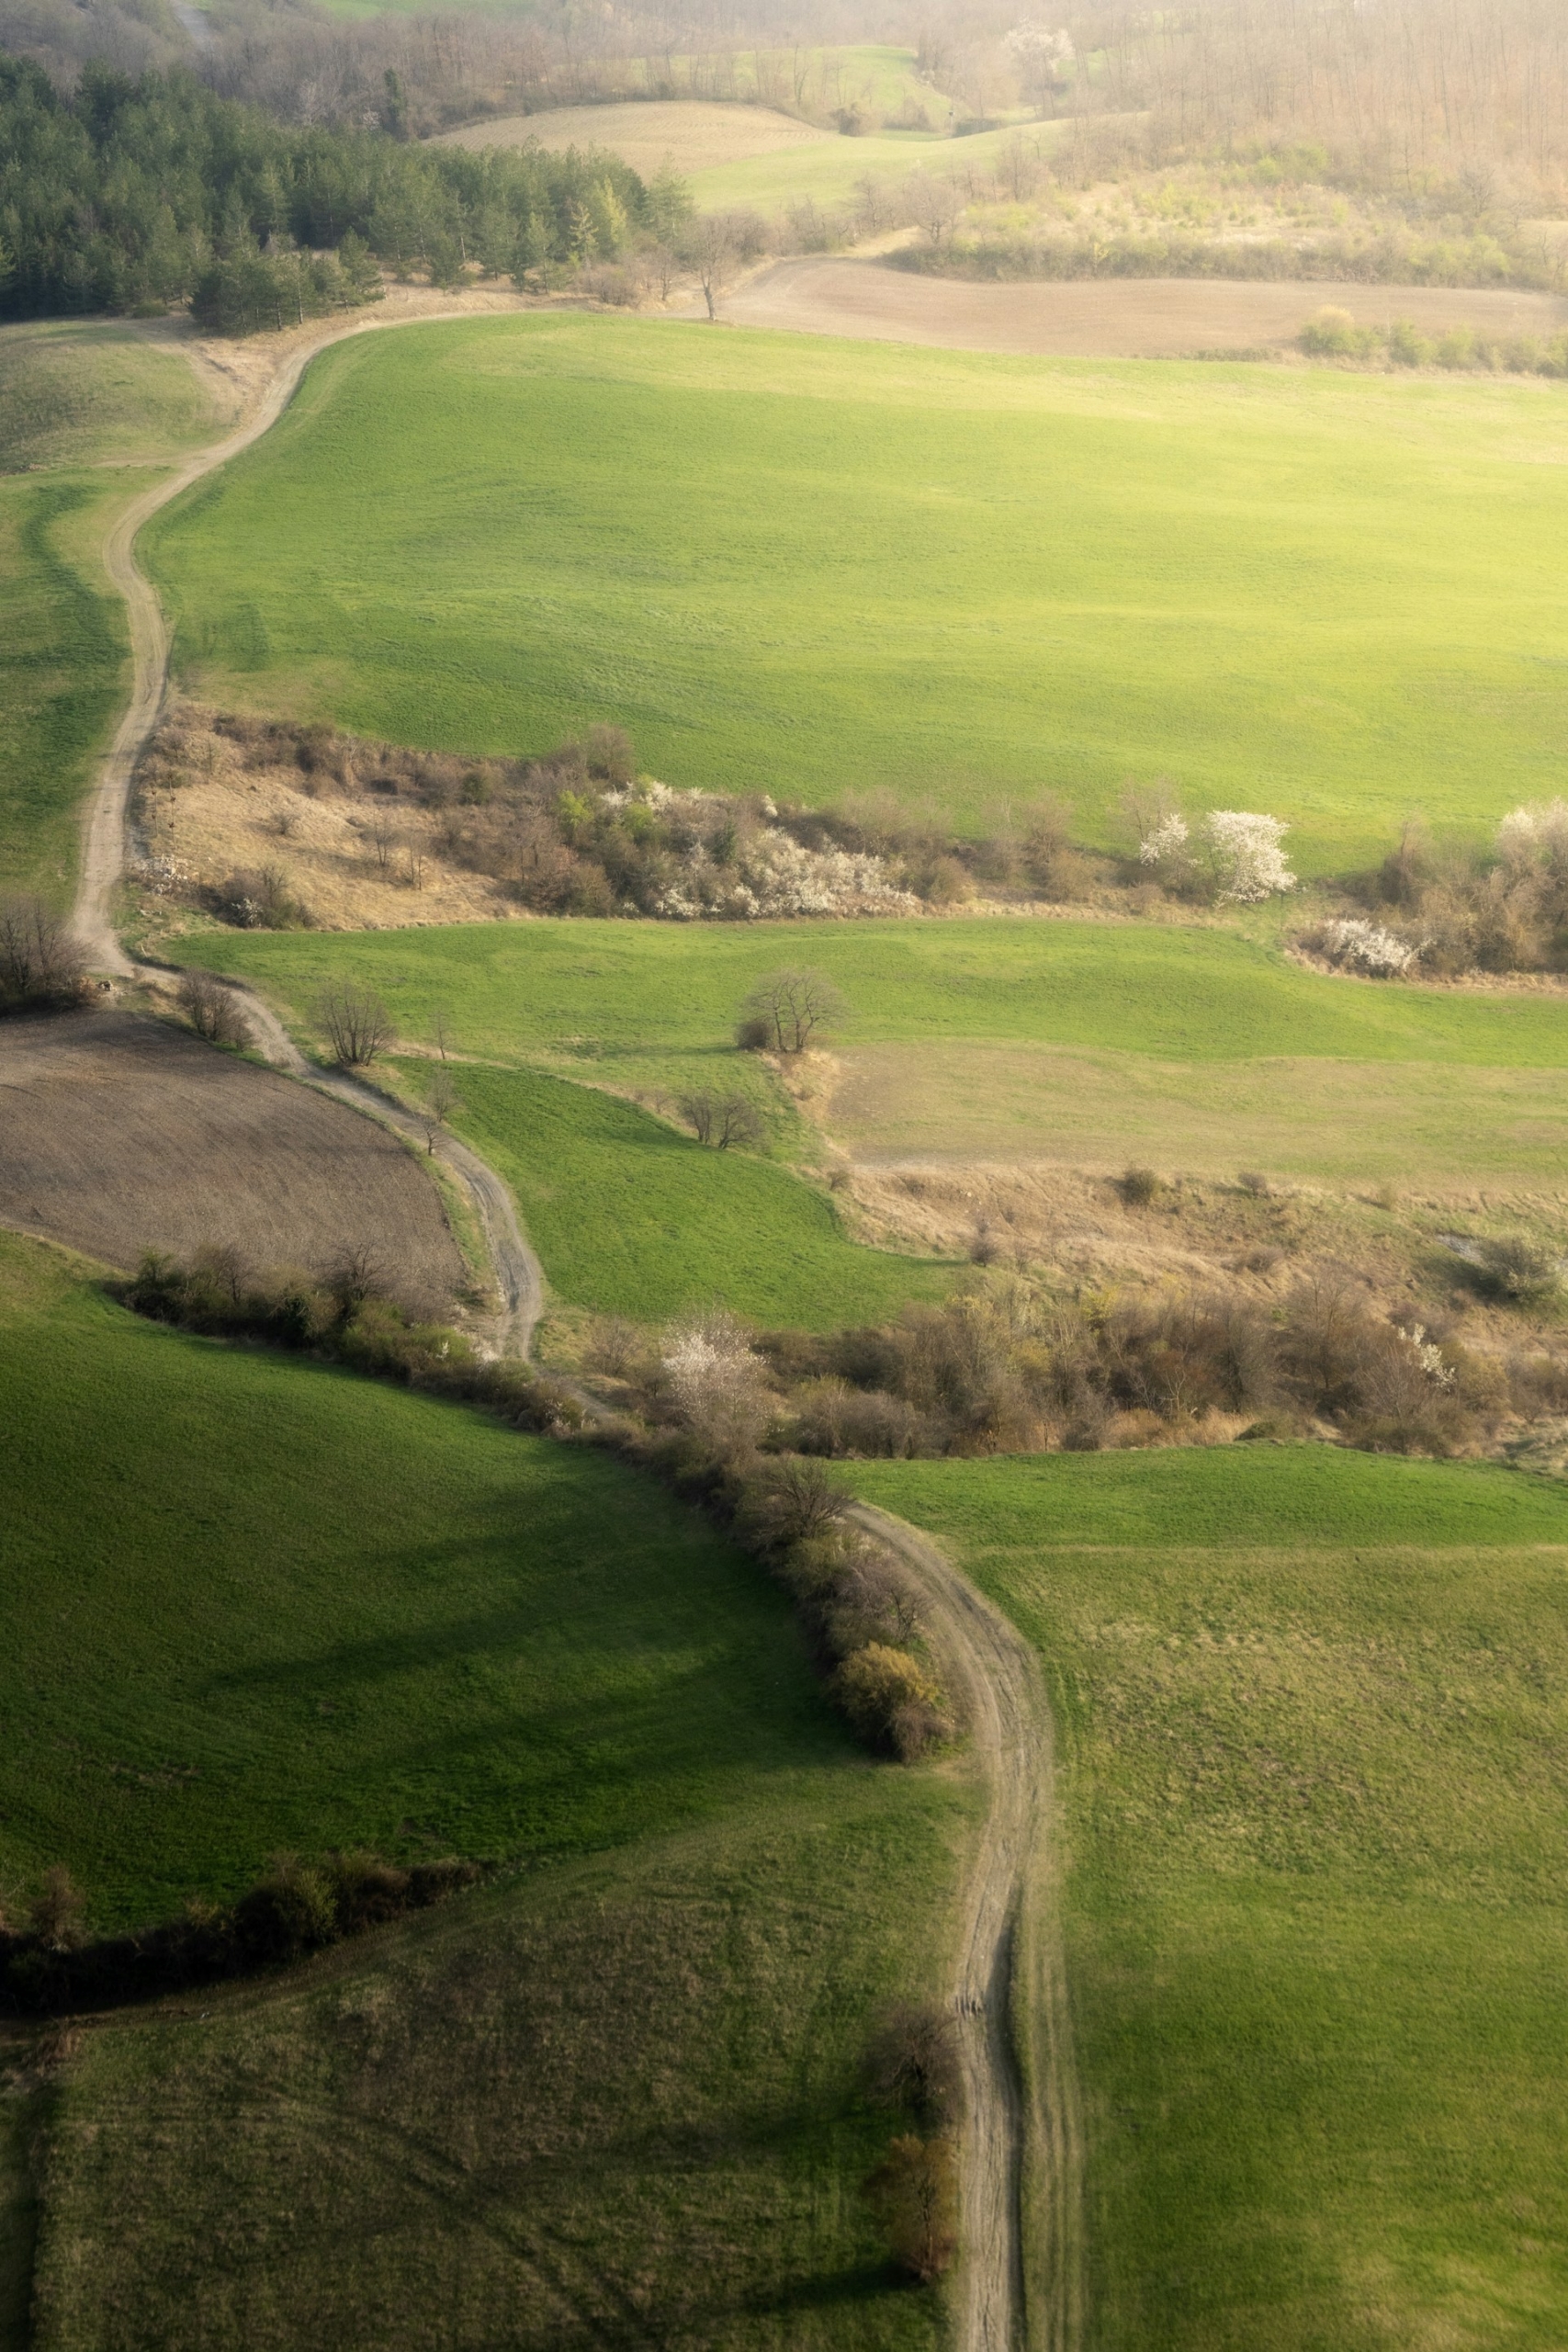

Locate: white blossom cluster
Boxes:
[661,1311,772,1442]
[1004,20,1075,67]
[1137,808,1296,901]
[1400,1323,1454,1387]
[1497,798,1568,868]
[654,820,918,922]
[1201,809,1296,901]
[1313,916,1419,977]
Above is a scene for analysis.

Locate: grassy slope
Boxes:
[688,118,1044,211]
[143,313,1568,868]
[197,913,1568,1204]
[0,322,220,900]
[1,1234,965,2351]
[857,1446,1568,2350]
[0,1230,861,1928]
[429,1060,953,1324]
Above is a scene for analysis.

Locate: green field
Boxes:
[857,1445,1568,2350]
[196,914,1568,1208]
[427,1060,953,1325]
[1,1231,965,2351]
[144,312,1568,868]
[0,1230,862,1927]
[687,117,1045,212]
[0,322,220,899]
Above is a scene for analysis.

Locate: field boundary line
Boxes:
[847,1502,1084,2352]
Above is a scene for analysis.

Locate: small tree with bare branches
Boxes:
[0,898,85,1012]
[418,1063,461,1153]
[739,968,846,1054]
[317,981,393,1068]
[862,2134,958,2281]
[177,968,252,1048]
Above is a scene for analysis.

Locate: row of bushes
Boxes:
[118,1247,582,1430]
[0,1849,481,2016]
[592,1259,1565,1465]
[891,226,1564,291]
[1300,307,1568,375]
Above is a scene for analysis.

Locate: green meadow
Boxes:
[423,1060,953,1325]
[1,1231,964,2349]
[197,915,1568,1230]
[144,312,1568,868]
[0,1230,859,1927]
[686,117,1035,212]
[856,1445,1568,2351]
[0,322,220,899]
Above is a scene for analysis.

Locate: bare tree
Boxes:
[739,967,846,1054]
[903,172,960,249]
[418,1062,461,1153]
[0,898,85,1010]
[861,2134,958,2281]
[679,1090,763,1149]
[326,1240,385,1314]
[176,967,253,1048]
[367,817,398,876]
[317,980,394,1067]
[682,211,738,320]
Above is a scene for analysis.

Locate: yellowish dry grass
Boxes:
[816,1039,1568,1193]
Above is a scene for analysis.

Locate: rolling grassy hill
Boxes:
[143,311,1568,867]
[1,1228,967,2350]
[856,1444,1568,2351]
[0,322,221,899]
[196,917,1568,1252]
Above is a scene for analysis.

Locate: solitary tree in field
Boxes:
[682,211,739,320]
[739,967,846,1054]
[317,981,394,1068]
[418,1063,461,1153]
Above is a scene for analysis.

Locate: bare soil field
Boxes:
[433,99,829,174]
[814,1039,1568,1193]
[715,257,1568,355]
[0,1010,466,1301]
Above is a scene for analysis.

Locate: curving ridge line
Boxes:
[850,1503,1085,2352]
[73,300,1079,2347]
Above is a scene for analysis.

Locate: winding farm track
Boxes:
[852,1504,1084,2352]
[67,296,1079,2349]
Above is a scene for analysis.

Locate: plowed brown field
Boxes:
[715,256,1568,354]
[0,1010,465,1303]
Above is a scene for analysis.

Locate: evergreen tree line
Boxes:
[0,54,682,334]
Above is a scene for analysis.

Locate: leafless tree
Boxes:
[418,1062,461,1153]
[903,172,960,249]
[317,980,394,1067]
[326,1240,385,1313]
[367,817,398,876]
[0,898,85,1009]
[177,967,253,1048]
[679,1089,763,1149]
[682,211,738,320]
[739,967,846,1054]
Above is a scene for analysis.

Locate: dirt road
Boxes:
[850,1503,1084,2352]
[70,297,547,1352]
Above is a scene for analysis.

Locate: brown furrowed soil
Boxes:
[0,1009,466,1305]
[713,256,1568,355]
[433,99,830,173]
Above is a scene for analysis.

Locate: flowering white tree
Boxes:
[1497,798,1568,875]
[1198,810,1295,902]
[1313,916,1419,977]
[1137,812,1190,871]
[661,1309,773,1451]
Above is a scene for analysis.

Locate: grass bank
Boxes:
[0,322,222,900]
[857,1444,1568,2350]
[143,311,1568,867]
[0,1230,865,1928]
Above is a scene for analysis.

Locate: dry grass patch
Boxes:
[0,1010,465,1302]
[813,1039,1568,1192]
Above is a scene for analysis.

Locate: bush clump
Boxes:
[0,1850,481,2017]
